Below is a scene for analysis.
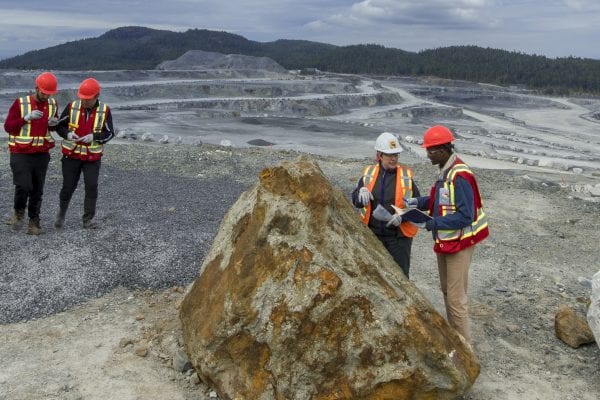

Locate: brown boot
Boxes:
[27,218,42,235]
[5,209,25,230]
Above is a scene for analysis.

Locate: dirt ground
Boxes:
[1,142,599,400]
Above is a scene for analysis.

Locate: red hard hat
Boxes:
[422,125,455,148]
[35,72,58,95]
[78,78,101,99]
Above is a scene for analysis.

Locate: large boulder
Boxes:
[180,156,479,399]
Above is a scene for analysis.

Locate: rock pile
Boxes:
[156,50,288,73]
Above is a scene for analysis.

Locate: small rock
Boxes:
[555,304,595,348]
[577,276,592,289]
[135,346,149,357]
[190,373,201,385]
[119,338,133,348]
[173,286,184,293]
[172,348,193,372]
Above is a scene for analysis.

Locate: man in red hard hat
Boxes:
[3,71,60,235]
[351,132,422,279]
[405,125,489,343]
[54,77,115,229]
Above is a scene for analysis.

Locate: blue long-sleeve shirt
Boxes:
[417,175,474,232]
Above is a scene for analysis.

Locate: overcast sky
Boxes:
[1,0,599,61]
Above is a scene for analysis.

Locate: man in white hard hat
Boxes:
[351,132,421,278]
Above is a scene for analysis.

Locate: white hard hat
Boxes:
[374,132,403,154]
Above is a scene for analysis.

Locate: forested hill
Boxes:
[1,26,599,94]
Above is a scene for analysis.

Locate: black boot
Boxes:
[55,200,69,228]
[54,208,67,228]
[82,197,97,229]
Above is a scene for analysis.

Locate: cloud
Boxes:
[0,0,598,60]
[562,0,595,10]
[309,0,499,31]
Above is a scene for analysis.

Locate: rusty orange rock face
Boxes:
[181,157,479,399]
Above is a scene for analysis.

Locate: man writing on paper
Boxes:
[351,132,421,278]
[405,125,489,343]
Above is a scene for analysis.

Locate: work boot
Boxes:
[54,208,67,229]
[82,219,98,229]
[82,197,98,229]
[5,209,25,230]
[26,218,42,235]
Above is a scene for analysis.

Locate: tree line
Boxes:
[1,26,599,94]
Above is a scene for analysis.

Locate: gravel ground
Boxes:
[1,140,599,400]
[0,141,312,323]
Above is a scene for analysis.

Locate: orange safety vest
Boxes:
[61,100,108,161]
[359,164,418,238]
[429,159,489,254]
[8,95,56,152]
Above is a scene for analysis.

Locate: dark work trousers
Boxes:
[9,152,50,219]
[59,156,101,222]
[377,235,413,278]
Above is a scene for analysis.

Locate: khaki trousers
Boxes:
[436,245,475,343]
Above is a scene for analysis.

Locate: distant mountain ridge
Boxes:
[1,26,599,94]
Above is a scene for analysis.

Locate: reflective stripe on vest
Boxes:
[62,100,108,156]
[359,165,378,221]
[359,164,418,238]
[435,164,489,244]
[8,96,56,148]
